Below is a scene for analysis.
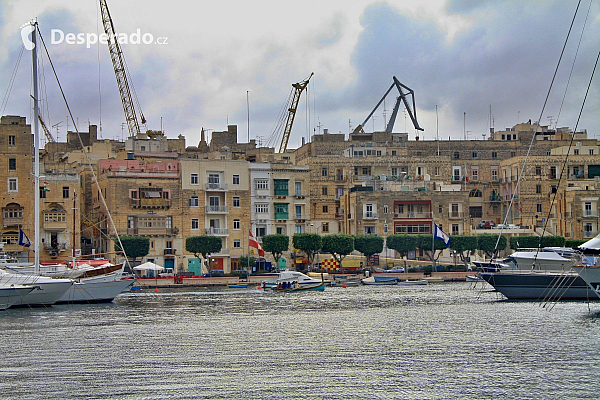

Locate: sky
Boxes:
[0,0,598,149]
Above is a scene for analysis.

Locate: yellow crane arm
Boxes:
[279,72,313,153]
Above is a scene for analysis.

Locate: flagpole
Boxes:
[432,217,436,273]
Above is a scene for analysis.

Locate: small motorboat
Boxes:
[465,275,484,282]
[397,279,428,286]
[361,276,397,285]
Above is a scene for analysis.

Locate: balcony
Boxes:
[274,190,288,198]
[127,227,176,236]
[205,205,229,213]
[335,212,344,218]
[489,194,501,202]
[294,192,308,199]
[584,231,599,238]
[43,212,67,231]
[3,216,24,227]
[364,212,378,220]
[449,211,464,219]
[274,213,289,221]
[205,228,229,236]
[294,214,307,221]
[205,182,228,191]
[394,212,432,219]
[335,175,347,182]
[582,211,599,218]
[163,248,176,256]
[129,198,171,209]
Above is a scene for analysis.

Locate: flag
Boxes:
[249,230,264,257]
[434,223,450,247]
[18,228,31,247]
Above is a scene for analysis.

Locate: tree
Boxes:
[321,234,354,268]
[386,234,418,259]
[114,236,149,261]
[449,235,478,265]
[509,235,566,249]
[238,255,257,271]
[417,235,447,262]
[478,234,507,259]
[186,236,222,274]
[262,234,289,265]
[354,235,383,267]
[292,233,322,268]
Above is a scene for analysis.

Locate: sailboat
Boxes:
[0,285,35,310]
[0,20,74,307]
[1,21,133,304]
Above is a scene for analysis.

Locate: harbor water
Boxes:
[1,282,599,399]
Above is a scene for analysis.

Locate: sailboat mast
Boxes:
[31,20,40,273]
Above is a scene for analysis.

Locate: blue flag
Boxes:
[434,224,450,247]
[18,228,31,247]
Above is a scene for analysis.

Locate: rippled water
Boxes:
[1,282,599,399]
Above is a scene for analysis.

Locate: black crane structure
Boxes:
[353,76,424,135]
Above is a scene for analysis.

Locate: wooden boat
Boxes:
[466,275,484,282]
[271,281,325,292]
[397,279,428,286]
[361,276,397,285]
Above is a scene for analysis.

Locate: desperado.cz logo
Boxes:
[20,22,167,49]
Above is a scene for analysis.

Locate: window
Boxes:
[191,173,199,185]
[471,167,478,181]
[434,167,440,176]
[391,167,398,177]
[510,151,516,157]
[451,224,459,235]
[323,205,328,213]
[233,174,240,185]
[8,178,17,193]
[255,203,269,213]
[295,225,303,234]
[189,196,199,207]
[150,240,154,249]
[383,205,388,214]
[492,152,497,159]
[535,166,542,176]
[590,149,594,155]
[585,202,592,216]
[384,224,388,234]
[391,150,397,156]
[191,219,199,230]
[8,135,15,146]
[336,187,343,199]
[208,173,220,184]
[362,167,369,175]
[574,149,579,156]
[472,152,478,159]
[62,186,69,198]
[453,152,460,160]
[491,168,498,181]
[536,204,542,213]
[233,239,241,248]
[364,226,377,235]
[295,182,302,196]
[322,187,328,196]
[233,219,240,230]
[321,167,328,177]
[8,159,16,170]
[322,222,329,233]
[233,197,240,208]
[273,179,288,196]
[256,179,269,190]
[502,134,505,140]
[536,184,542,194]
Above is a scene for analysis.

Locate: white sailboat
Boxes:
[0,285,35,310]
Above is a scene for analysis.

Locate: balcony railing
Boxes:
[584,231,599,238]
[205,228,229,236]
[364,212,378,220]
[394,212,432,219]
[163,248,176,256]
[582,211,599,218]
[129,198,171,208]
[274,213,289,220]
[449,211,464,218]
[127,227,175,236]
[205,205,228,213]
[294,192,308,198]
[205,182,228,190]
[294,214,307,220]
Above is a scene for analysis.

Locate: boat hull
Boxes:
[271,282,325,292]
[0,286,35,310]
[55,277,133,304]
[572,266,600,297]
[479,272,598,300]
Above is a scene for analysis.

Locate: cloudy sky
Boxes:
[0,0,598,149]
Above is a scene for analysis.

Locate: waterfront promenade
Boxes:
[134,271,473,288]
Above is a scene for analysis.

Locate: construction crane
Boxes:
[278,72,313,153]
[38,115,55,143]
[99,0,146,137]
[353,76,424,135]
